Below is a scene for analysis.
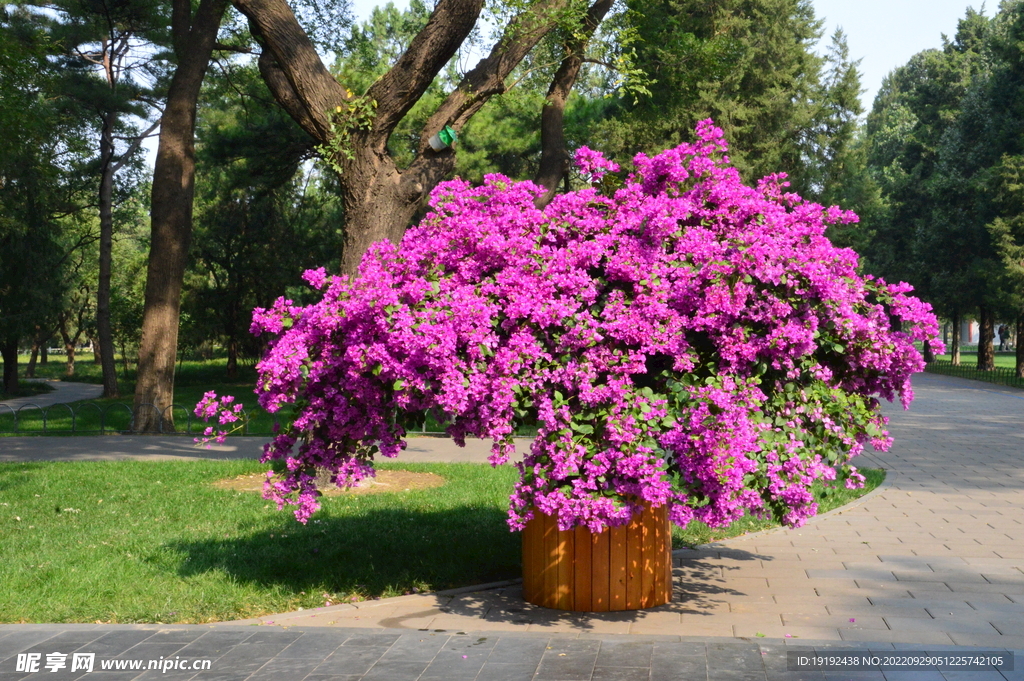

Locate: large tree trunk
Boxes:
[339,161,419,275]
[1,337,18,395]
[133,0,228,432]
[1016,314,1023,379]
[951,311,961,365]
[237,0,580,274]
[977,306,995,371]
[97,113,120,397]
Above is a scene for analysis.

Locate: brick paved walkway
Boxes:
[225,373,1024,649]
[0,625,1018,680]
[1,372,1023,680]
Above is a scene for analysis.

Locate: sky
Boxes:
[348,0,985,113]
[812,0,982,112]
[140,0,981,164]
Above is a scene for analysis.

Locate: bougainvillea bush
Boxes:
[198,121,941,532]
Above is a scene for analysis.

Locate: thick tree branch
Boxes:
[402,0,575,195]
[232,0,349,140]
[171,0,192,56]
[534,0,614,207]
[257,49,323,139]
[365,0,484,145]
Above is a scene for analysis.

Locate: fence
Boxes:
[0,402,280,436]
[925,359,1024,390]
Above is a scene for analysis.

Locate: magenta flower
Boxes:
[205,121,939,532]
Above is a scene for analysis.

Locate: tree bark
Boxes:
[1016,314,1023,379]
[226,336,239,379]
[951,311,961,365]
[26,327,44,378]
[59,317,76,377]
[90,333,102,364]
[133,0,229,432]
[236,0,578,275]
[977,305,995,371]
[534,0,615,208]
[1,337,18,395]
[922,339,934,363]
[97,112,120,397]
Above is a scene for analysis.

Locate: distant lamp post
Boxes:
[428,125,458,151]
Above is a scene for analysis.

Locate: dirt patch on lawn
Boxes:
[212,469,446,496]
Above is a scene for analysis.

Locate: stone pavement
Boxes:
[0,625,1019,681]
[218,373,1024,649]
[0,434,520,463]
[1,372,1023,680]
[0,379,103,410]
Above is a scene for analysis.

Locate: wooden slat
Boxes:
[542,509,558,608]
[609,523,628,610]
[590,528,610,612]
[522,513,537,603]
[661,507,673,605]
[522,502,672,612]
[625,508,643,609]
[641,504,655,608]
[638,501,655,606]
[573,525,592,611]
[555,520,573,610]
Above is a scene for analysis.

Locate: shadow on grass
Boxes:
[165,505,522,599]
[166,501,778,631]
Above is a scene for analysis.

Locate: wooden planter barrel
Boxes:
[521,502,673,611]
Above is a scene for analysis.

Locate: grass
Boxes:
[0,380,56,400]
[925,353,1024,390]
[0,459,883,624]
[933,352,1018,368]
[1,355,290,435]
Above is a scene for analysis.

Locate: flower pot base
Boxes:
[521,503,673,611]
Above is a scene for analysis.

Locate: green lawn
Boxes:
[934,352,1018,368]
[1,355,289,435]
[0,459,883,623]
[0,380,56,399]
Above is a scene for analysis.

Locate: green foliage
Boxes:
[672,467,884,547]
[315,95,378,173]
[593,0,856,197]
[0,9,90,348]
[185,61,343,371]
[863,8,994,316]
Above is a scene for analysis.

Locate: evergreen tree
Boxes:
[0,8,90,393]
[186,62,343,377]
[596,0,836,193]
[864,8,993,365]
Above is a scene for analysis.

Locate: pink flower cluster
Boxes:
[193,391,244,446]
[238,121,941,531]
